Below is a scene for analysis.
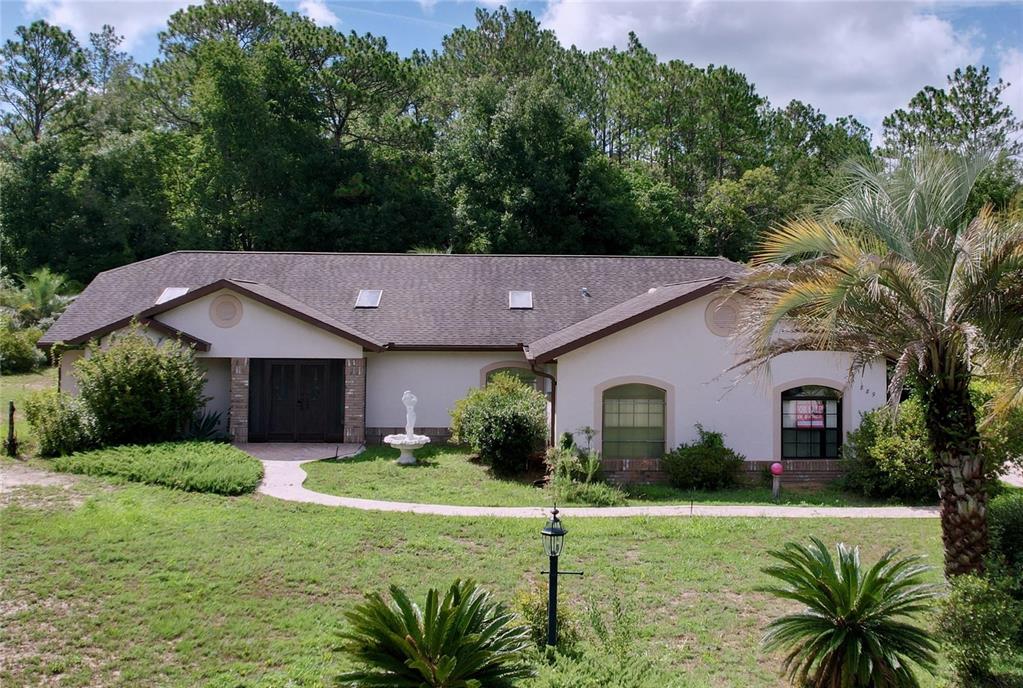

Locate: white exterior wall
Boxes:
[554,293,886,461]
[58,349,85,394]
[157,289,364,359]
[365,351,531,428]
[197,358,230,431]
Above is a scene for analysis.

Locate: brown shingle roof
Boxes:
[41,251,742,352]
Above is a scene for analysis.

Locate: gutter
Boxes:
[529,359,557,448]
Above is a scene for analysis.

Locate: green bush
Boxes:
[661,425,745,490]
[0,317,44,373]
[937,574,1022,685]
[549,479,626,507]
[450,372,547,475]
[53,441,262,495]
[74,328,206,445]
[762,538,938,688]
[338,579,534,687]
[841,397,937,502]
[513,579,582,653]
[988,491,1023,596]
[544,446,625,506]
[529,580,671,688]
[24,389,97,457]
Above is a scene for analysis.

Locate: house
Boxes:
[39,251,886,483]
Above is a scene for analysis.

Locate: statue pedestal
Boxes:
[384,434,431,465]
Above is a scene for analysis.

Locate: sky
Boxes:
[1,0,1021,139]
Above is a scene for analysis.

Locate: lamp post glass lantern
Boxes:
[540,505,574,648]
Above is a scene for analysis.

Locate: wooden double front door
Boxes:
[248,359,344,442]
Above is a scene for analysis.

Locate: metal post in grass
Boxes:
[5,401,17,457]
[540,505,582,647]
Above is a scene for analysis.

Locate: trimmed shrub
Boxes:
[841,398,937,502]
[661,425,745,490]
[988,491,1023,597]
[937,574,1022,685]
[0,317,44,374]
[513,579,582,653]
[53,441,263,495]
[24,389,97,457]
[74,328,206,445]
[450,372,547,475]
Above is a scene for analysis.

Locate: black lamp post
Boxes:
[540,505,581,647]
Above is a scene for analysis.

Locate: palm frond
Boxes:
[337,579,535,688]
[761,539,939,688]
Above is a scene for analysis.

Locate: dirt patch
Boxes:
[0,461,99,509]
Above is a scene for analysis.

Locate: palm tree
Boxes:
[2,267,74,329]
[734,150,1023,576]
[762,538,938,687]
[337,579,535,687]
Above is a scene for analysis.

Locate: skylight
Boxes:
[508,290,533,309]
[355,289,382,308]
[155,287,189,305]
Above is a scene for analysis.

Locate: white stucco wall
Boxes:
[554,293,886,461]
[197,358,230,431]
[157,289,364,359]
[58,349,85,395]
[365,351,532,428]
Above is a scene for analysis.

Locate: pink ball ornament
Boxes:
[770,462,784,476]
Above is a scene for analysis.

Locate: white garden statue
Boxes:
[383,390,430,465]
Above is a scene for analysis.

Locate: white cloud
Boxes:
[998,47,1023,117]
[298,0,340,27]
[24,0,191,50]
[541,0,982,137]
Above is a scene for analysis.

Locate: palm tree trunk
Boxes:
[920,378,988,577]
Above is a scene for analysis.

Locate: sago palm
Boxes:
[762,538,938,688]
[734,150,1023,576]
[337,579,535,688]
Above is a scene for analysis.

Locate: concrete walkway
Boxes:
[248,446,940,519]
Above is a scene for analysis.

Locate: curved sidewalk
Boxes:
[256,457,940,519]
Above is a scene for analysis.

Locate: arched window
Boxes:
[485,367,541,391]
[781,386,842,458]
[602,383,666,459]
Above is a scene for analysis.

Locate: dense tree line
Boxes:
[1,1,1020,286]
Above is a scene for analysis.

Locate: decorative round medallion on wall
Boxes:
[704,296,739,337]
[209,293,243,328]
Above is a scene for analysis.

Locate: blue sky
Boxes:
[2,0,1020,138]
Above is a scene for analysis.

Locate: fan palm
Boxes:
[337,579,535,688]
[734,150,1023,576]
[762,538,938,688]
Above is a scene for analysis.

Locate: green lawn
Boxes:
[302,444,892,507]
[1,470,951,688]
[0,368,57,454]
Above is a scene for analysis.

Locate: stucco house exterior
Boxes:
[39,251,886,483]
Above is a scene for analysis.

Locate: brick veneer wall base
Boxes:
[229,357,250,443]
[344,359,366,444]
[603,456,844,487]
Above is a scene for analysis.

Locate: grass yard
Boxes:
[0,368,57,454]
[302,444,890,507]
[1,470,950,688]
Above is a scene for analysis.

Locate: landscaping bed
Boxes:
[301,444,893,508]
[54,441,263,495]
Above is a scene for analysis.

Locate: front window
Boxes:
[486,367,540,391]
[781,386,842,458]
[602,383,666,459]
